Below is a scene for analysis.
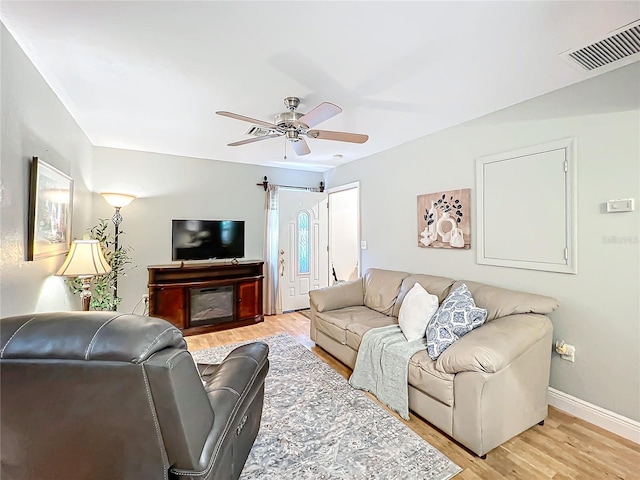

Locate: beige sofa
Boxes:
[309,268,559,457]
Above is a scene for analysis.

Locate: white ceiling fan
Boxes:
[216,97,368,156]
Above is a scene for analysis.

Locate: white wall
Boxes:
[92,147,323,313]
[0,24,95,316]
[325,63,640,422]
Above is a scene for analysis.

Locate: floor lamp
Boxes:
[56,240,112,310]
[100,192,136,305]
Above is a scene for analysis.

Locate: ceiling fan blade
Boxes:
[298,102,342,128]
[307,130,369,144]
[228,134,282,146]
[216,111,277,130]
[290,137,311,156]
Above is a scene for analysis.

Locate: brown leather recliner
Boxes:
[0,311,269,480]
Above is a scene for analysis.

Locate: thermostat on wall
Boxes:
[606,198,635,212]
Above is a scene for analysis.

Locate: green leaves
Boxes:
[65,218,135,311]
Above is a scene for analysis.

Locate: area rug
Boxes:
[192,333,461,480]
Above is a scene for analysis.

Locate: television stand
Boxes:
[147,261,264,336]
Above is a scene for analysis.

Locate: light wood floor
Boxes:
[186,313,640,480]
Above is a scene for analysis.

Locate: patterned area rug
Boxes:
[193,334,461,480]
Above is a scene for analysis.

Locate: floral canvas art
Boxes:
[417,189,470,249]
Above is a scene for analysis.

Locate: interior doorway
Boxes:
[328,182,360,284]
[278,189,329,312]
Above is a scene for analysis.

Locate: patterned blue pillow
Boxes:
[426,284,487,360]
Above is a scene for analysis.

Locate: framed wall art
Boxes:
[417,188,471,249]
[27,156,74,261]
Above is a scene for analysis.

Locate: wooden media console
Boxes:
[148,261,264,336]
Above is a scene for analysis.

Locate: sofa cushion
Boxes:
[393,274,456,317]
[309,278,364,313]
[426,284,487,360]
[345,317,397,350]
[363,268,409,315]
[398,283,439,342]
[435,313,553,374]
[315,307,391,345]
[408,350,455,407]
[451,280,559,322]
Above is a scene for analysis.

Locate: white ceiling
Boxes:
[1,1,639,172]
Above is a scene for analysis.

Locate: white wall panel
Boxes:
[477,139,576,273]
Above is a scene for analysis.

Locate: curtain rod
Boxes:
[257,176,325,192]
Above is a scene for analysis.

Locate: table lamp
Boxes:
[56,239,112,310]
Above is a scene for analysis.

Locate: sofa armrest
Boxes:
[435,314,553,374]
[309,278,364,312]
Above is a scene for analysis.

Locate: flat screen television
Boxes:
[172,219,245,261]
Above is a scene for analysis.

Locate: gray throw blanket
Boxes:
[349,324,427,420]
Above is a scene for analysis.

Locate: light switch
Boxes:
[606,198,635,212]
[360,240,368,250]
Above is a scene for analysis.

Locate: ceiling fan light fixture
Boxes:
[217,96,368,154]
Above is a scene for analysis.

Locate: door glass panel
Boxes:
[298,212,310,274]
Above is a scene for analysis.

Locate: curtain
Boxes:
[263,185,282,315]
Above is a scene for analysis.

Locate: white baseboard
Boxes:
[548,387,640,444]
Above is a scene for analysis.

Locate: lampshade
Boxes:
[100,192,136,208]
[56,240,112,278]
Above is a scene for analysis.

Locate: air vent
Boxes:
[561,20,640,72]
[245,125,273,137]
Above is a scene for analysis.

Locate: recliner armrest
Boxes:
[170,342,269,480]
[435,314,553,374]
[309,278,364,312]
[204,342,269,395]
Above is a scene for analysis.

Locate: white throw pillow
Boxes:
[398,283,439,342]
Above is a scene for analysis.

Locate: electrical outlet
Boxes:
[561,344,575,362]
[142,293,150,316]
[555,340,576,362]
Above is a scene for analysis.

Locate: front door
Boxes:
[278,189,328,312]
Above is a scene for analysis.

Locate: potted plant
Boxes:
[67,219,134,310]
